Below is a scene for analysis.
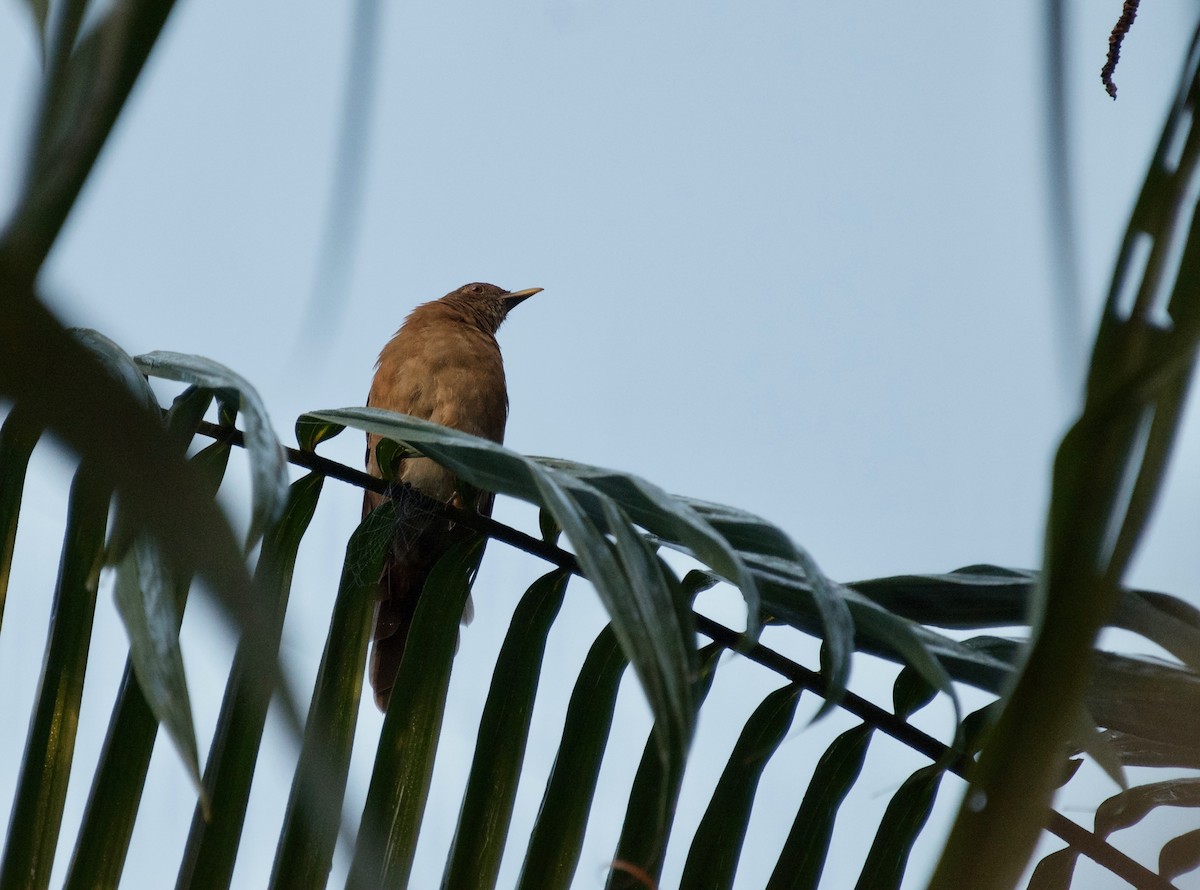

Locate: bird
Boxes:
[363,282,542,710]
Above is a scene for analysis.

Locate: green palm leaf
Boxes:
[270,500,397,890]
[177,473,323,890]
[516,625,628,890]
[680,683,804,889]
[347,537,486,890]
[442,569,571,890]
[0,466,110,890]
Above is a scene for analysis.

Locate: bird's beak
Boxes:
[503,287,543,309]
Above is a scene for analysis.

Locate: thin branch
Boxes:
[192,420,1175,889]
[1102,0,1141,99]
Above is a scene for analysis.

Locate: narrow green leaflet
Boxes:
[678,496,799,557]
[294,413,345,452]
[442,569,571,890]
[762,571,1018,701]
[1102,730,1200,769]
[516,625,629,890]
[851,565,1039,628]
[105,379,212,803]
[1090,650,1200,746]
[112,536,201,792]
[958,702,1000,757]
[892,667,938,720]
[1115,590,1200,672]
[853,764,943,890]
[670,495,854,700]
[529,468,693,769]
[1071,706,1127,792]
[372,436,410,481]
[743,552,955,714]
[176,473,323,890]
[1026,848,1079,890]
[844,589,958,721]
[977,638,1200,753]
[136,350,288,549]
[1095,778,1200,838]
[852,564,1200,669]
[1056,758,1084,789]
[0,409,41,626]
[538,506,561,545]
[680,683,803,889]
[0,467,110,890]
[64,439,231,890]
[270,501,397,890]
[1136,590,1200,636]
[767,723,873,890]
[536,460,765,631]
[68,328,159,573]
[72,329,158,410]
[65,662,156,890]
[600,497,696,752]
[607,644,723,890]
[347,537,485,890]
[1160,828,1200,881]
[165,385,215,448]
[1104,362,1193,585]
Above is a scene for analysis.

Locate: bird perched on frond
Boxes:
[364,282,542,710]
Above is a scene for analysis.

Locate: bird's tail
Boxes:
[369,552,425,711]
[366,486,489,711]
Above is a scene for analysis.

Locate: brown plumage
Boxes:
[364,282,542,710]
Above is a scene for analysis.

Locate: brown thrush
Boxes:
[363,282,541,709]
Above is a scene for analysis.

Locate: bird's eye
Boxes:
[471,285,484,294]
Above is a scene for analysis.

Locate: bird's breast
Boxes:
[370,325,509,443]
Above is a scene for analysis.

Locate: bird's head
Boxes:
[441,282,543,333]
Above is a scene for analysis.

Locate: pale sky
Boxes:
[1,0,1198,887]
